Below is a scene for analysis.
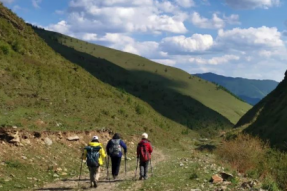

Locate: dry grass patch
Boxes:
[217,134,268,173]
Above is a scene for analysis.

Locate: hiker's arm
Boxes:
[101,147,107,158]
[106,141,110,156]
[82,149,87,160]
[148,143,153,154]
[120,140,127,154]
[136,144,140,158]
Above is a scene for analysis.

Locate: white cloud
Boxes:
[82,33,98,41]
[152,59,176,66]
[47,20,71,35]
[215,26,284,51]
[189,55,240,65]
[160,34,214,54]
[176,0,195,8]
[155,0,179,13]
[191,12,240,29]
[0,0,14,3]
[53,0,188,35]
[224,0,280,9]
[32,0,42,9]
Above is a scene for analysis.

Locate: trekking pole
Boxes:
[134,157,139,180]
[125,153,127,176]
[107,156,111,184]
[150,157,153,177]
[78,153,84,188]
[106,156,109,180]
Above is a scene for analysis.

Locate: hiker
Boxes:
[83,136,107,188]
[106,133,127,179]
[137,133,153,180]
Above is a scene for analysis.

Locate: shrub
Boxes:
[12,40,24,54]
[135,104,145,115]
[262,176,280,191]
[0,44,10,55]
[216,134,268,173]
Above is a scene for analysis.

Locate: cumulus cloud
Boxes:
[160,34,214,54]
[47,0,188,35]
[47,20,71,35]
[82,33,98,41]
[191,12,240,29]
[224,0,280,9]
[215,26,284,51]
[176,0,195,8]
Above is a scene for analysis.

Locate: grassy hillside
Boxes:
[236,71,287,148]
[32,27,251,125]
[195,73,278,105]
[0,3,193,144]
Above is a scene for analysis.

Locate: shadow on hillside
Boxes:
[196,144,217,152]
[33,28,232,132]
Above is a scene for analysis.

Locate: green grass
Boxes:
[32,26,251,126]
[236,73,287,148]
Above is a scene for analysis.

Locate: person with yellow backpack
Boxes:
[83,136,107,188]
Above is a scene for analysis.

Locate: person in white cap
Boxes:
[83,136,106,188]
[137,133,153,180]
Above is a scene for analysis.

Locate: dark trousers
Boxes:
[140,160,149,178]
[111,157,121,176]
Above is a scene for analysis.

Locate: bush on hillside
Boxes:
[12,40,24,54]
[135,104,145,115]
[0,43,10,55]
[216,134,267,173]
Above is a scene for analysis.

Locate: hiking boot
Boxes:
[139,176,143,180]
[113,175,117,180]
[144,177,148,180]
[93,181,97,188]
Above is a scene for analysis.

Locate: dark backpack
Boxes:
[109,139,121,157]
[139,141,150,162]
[85,146,101,167]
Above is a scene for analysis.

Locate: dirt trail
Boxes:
[35,149,165,191]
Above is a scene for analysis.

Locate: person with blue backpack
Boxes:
[83,136,107,188]
[106,133,127,180]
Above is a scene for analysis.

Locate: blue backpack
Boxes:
[85,146,101,167]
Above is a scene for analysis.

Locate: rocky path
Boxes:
[35,149,165,191]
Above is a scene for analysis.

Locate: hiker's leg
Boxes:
[114,157,121,176]
[111,157,116,176]
[144,161,149,179]
[88,166,96,186]
[95,166,101,181]
[139,161,144,178]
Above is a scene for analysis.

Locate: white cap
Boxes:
[142,133,148,139]
[92,136,99,141]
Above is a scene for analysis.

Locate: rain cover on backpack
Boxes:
[85,146,101,167]
[109,139,121,157]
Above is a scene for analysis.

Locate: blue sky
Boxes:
[1,0,287,82]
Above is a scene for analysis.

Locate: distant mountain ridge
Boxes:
[194,73,279,105]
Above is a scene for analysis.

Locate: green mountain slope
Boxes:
[195,73,278,105]
[0,3,192,145]
[236,71,287,148]
[32,28,251,125]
